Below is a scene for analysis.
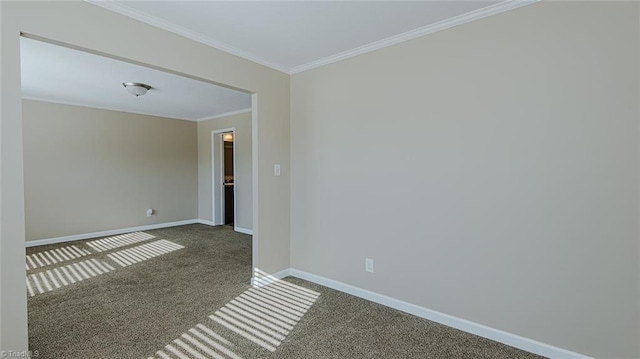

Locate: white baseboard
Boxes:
[234,226,253,235]
[251,268,291,288]
[196,220,253,235]
[25,219,199,247]
[196,219,216,226]
[288,268,591,359]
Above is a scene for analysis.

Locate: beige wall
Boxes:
[22,100,198,241]
[198,111,252,230]
[1,1,290,352]
[291,2,639,358]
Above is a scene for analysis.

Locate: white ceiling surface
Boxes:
[96,1,503,73]
[20,37,251,121]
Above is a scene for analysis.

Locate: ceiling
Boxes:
[89,1,534,74]
[21,1,535,119]
[21,37,251,121]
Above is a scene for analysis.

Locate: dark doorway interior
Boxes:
[223,134,234,226]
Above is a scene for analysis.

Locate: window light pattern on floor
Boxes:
[212,268,320,352]
[149,323,242,359]
[25,244,92,270]
[107,240,184,267]
[26,258,115,296]
[25,234,184,297]
[149,269,320,358]
[85,231,156,252]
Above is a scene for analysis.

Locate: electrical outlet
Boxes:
[365,258,374,273]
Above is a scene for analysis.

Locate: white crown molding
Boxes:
[195,108,252,122]
[87,0,537,75]
[22,96,196,121]
[25,219,199,247]
[85,0,290,75]
[289,268,592,359]
[289,0,539,74]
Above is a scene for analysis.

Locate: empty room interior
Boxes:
[1,1,639,359]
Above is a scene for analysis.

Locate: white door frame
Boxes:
[211,127,237,230]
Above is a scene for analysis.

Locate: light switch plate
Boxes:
[274,164,281,176]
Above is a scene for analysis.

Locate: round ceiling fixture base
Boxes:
[122,82,152,97]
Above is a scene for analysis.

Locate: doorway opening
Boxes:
[223,131,235,226]
[19,34,258,283]
[211,128,237,229]
[15,31,258,358]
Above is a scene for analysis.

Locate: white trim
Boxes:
[211,128,236,227]
[289,268,591,359]
[232,132,237,234]
[289,0,538,74]
[25,219,198,247]
[86,0,290,74]
[219,134,225,224]
[234,227,253,235]
[251,268,292,288]
[211,131,218,225]
[196,219,216,226]
[87,0,536,75]
[195,108,252,122]
[196,220,253,235]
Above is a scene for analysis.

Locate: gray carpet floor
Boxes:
[26,224,543,359]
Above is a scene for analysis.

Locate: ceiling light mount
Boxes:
[122,82,152,97]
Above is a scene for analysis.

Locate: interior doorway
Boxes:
[223,132,234,226]
[10,32,262,354]
[211,128,236,228]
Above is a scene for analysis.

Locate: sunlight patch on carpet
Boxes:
[212,268,320,352]
[149,269,320,358]
[150,324,242,359]
[25,244,91,270]
[85,231,156,252]
[26,237,184,297]
[107,239,184,267]
[26,258,116,296]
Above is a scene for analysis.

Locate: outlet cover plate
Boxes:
[365,258,374,273]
